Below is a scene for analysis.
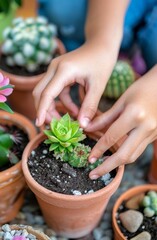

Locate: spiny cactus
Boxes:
[104,60,135,99]
[2,16,57,72]
[141,190,157,217]
[0,125,21,167]
[54,144,91,168]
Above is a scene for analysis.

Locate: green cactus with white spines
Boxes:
[142,190,157,217]
[104,60,135,99]
[2,16,57,72]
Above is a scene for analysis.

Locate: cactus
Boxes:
[0,125,21,167]
[54,144,91,168]
[104,60,135,99]
[2,16,57,72]
[141,190,157,217]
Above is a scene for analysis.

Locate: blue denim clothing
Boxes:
[38,0,157,69]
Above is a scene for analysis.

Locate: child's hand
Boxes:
[33,42,118,127]
[85,65,157,179]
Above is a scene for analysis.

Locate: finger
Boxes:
[59,87,79,116]
[85,101,124,132]
[33,61,57,112]
[78,81,106,128]
[88,108,137,161]
[44,104,61,124]
[36,66,73,126]
[89,125,149,179]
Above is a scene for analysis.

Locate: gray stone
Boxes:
[119,210,143,233]
[125,193,145,210]
[130,231,151,240]
[3,232,12,240]
[2,225,11,232]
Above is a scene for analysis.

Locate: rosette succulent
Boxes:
[44,113,86,154]
[2,16,57,72]
[44,113,104,168]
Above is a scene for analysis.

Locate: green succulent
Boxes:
[0,125,20,167]
[2,16,57,72]
[104,60,135,99]
[44,113,86,154]
[141,190,157,217]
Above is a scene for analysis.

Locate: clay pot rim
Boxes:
[0,110,37,182]
[112,184,157,240]
[22,131,124,201]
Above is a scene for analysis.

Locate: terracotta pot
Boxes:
[148,140,157,184]
[22,127,124,238]
[0,110,37,224]
[0,38,66,120]
[0,224,50,240]
[112,184,157,240]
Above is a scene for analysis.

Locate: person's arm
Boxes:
[86,65,157,179]
[33,0,129,127]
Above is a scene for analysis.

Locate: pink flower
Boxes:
[12,236,27,240]
[0,72,13,103]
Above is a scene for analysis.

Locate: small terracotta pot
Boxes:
[22,128,124,238]
[148,140,157,184]
[0,38,66,120]
[112,184,157,240]
[0,111,37,224]
[0,224,50,240]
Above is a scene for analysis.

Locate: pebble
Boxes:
[130,231,151,240]
[125,193,145,210]
[119,210,143,233]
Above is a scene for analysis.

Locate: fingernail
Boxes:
[90,174,99,180]
[89,157,97,163]
[35,118,39,126]
[80,117,90,128]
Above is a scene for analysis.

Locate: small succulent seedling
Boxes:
[141,190,157,217]
[0,125,22,167]
[2,16,57,72]
[44,113,104,169]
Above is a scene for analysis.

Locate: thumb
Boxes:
[78,82,104,128]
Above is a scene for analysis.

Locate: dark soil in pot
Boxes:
[0,124,29,171]
[0,53,59,76]
[116,199,157,239]
[28,137,116,195]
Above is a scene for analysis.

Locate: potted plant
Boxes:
[0,0,22,43]
[22,112,124,239]
[0,71,37,224]
[0,16,66,120]
[0,224,50,240]
[112,184,157,240]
